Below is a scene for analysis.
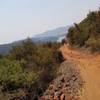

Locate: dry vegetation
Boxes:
[0,39,63,100]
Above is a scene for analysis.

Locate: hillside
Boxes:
[0,41,62,100]
[60,44,100,100]
[40,9,100,99]
[40,43,100,100]
[40,59,84,100]
[67,9,100,52]
[34,26,69,38]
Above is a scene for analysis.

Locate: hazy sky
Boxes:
[0,0,99,44]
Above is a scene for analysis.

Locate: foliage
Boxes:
[9,38,36,61]
[0,39,62,99]
[67,8,100,52]
[0,58,26,90]
[0,54,3,59]
[85,36,100,52]
[55,50,64,63]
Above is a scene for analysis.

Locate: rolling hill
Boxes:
[0,26,70,54]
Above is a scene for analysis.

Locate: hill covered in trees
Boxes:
[67,8,100,52]
[0,39,64,100]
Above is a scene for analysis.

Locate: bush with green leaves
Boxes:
[0,58,26,90]
[67,8,100,52]
[9,38,36,61]
[0,39,62,99]
[86,36,100,52]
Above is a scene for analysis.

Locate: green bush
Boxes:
[0,40,61,99]
[55,50,64,63]
[9,39,36,61]
[67,8,100,52]
[0,58,26,90]
[86,37,100,52]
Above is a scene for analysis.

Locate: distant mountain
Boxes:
[0,42,23,54]
[31,26,70,43]
[0,44,12,54]
[0,26,70,54]
[34,26,69,38]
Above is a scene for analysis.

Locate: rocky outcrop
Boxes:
[39,61,84,100]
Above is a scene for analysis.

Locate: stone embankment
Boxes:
[39,61,84,100]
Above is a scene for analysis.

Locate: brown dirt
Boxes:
[60,44,100,100]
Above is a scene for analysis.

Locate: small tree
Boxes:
[0,58,26,91]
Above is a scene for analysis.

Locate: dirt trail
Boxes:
[60,44,100,100]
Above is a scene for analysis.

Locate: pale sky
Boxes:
[0,0,99,44]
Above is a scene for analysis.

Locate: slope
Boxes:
[60,44,100,100]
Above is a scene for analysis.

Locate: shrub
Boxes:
[0,58,26,91]
[55,50,64,63]
[9,38,36,61]
[86,37,100,52]
[67,8,100,52]
[1,41,61,99]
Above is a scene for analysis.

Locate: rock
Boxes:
[53,96,59,100]
[54,87,58,91]
[54,91,61,97]
[66,96,73,100]
[39,61,84,100]
[58,84,62,88]
[39,96,45,100]
[60,94,65,100]
[65,82,70,87]
[44,95,50,100]
[49,84,53,90]
[60,77,65,83]
[44,91,49,95]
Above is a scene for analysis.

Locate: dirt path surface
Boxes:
[60,44,100,100]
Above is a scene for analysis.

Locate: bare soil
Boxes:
[60,44,100,100]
